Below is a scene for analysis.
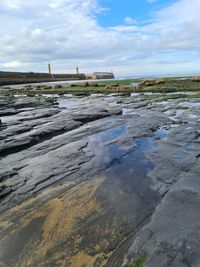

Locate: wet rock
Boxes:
[106,108,122,115]
[0,93,200,267]
[139,79,166,87]
[140,80,155,86]
[54,84,63,89]
[89,82,99,87]
[0,185,12,199]
[191,76,200,82]
[70,83,78,87]
[104,84,120,91]
[72,112,109,123]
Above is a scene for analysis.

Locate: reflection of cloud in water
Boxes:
[87,126,128,168]
[58,99,84,108]
[87,124,158,186]
[88,135,111,167]
[179,102,200,108]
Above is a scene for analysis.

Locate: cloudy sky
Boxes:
[0,0,200,76]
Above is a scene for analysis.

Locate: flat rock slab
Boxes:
[0,94,200,267]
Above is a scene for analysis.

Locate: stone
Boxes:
[54,84,63,89]
[0,93,200,267]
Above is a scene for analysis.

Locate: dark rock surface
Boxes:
[0,94,200,267]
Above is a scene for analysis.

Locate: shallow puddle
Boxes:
[87,121,162,191]
[179,101,200,108]
[58,98,84,108]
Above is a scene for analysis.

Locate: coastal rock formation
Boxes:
[191,76,200,82]
[0,94,200,267]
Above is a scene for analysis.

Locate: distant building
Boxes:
[92,72,115,80]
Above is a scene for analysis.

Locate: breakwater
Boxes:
[0,71,86,86]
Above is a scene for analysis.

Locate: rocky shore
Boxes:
[0,93,200,267]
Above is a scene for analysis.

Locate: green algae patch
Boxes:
[126,253,147,267]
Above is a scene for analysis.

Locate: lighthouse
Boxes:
[48,63,52,75]
[76,65,79,75]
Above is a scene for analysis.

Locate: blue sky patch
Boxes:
[97,0,172,27]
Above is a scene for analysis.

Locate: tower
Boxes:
[76,65,79,75]
[48,63,52,75]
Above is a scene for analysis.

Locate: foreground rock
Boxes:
[0,94,200,267]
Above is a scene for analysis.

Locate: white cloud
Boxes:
[124,17,137,25]
[2,60,24,68]
[0,0,200,76]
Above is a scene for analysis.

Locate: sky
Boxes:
[0,0,200,76]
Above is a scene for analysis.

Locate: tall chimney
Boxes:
[48,63,52,75]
